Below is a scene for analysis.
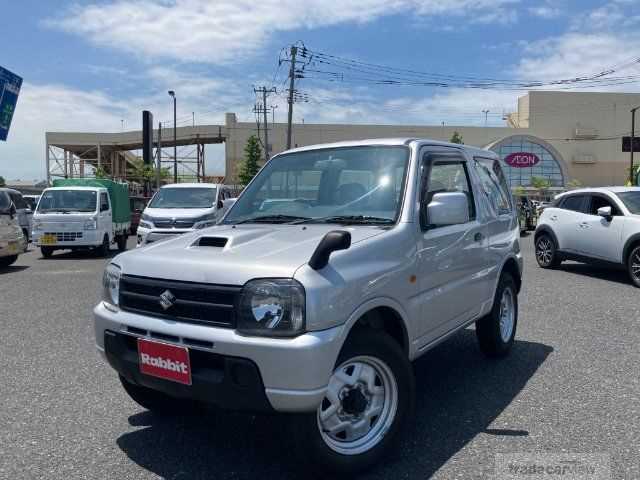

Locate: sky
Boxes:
[1,0,639,181]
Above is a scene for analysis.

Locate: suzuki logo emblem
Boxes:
[159,290,176,310]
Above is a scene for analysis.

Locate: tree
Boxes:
[0,176,5,187]
[94,166,108,179]
[530,176,551,199]
[450,131,464,144]
[238,135,262,186]
[129,159,170,184]
[513,185,526,197]
[566,178,583,190]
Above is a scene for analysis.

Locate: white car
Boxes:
[137,183,234,246]
[535,187,640,286]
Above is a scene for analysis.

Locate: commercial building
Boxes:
[46,91,640,192]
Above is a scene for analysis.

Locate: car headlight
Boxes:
[193,213,218,229]
[32,219,42,231]
[84,218,97,230]
[139,220,153,229]
[102,263,121,309]
[237,279,305,337]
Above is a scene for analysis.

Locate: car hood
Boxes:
[143,207,214,219]
[115,223,387,285]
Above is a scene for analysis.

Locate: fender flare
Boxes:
[336,296,414,359]
[622,233,640,265]
[534,225,559,249]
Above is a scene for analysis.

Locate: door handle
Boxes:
[550,215,558,221]
[474,232,484,242]
[579,222,589,229]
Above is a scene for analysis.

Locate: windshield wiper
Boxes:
[233,214,312,224]
[296,215,394,225]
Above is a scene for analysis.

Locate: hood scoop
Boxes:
[196,236,228,248]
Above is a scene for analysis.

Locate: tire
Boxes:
[116,234,128,252]
[96,235,110,257]
[476,273,518,358]
[119,375,200,415]
[0,255,18,268]
[291,330,414,475]
[626,245,640,288]
[21,229,29,252]
[535,233,561,268]
[41,246,54,258]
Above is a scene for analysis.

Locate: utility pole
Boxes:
[254,86,276,160]
[168,90,177,183]
[156,122,162,190]
[631,106,639,185]
[286,45,298,150]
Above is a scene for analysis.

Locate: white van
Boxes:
[0,190,24,267]
[137,183,233,245]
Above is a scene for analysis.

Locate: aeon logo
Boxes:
[504,152,540,168]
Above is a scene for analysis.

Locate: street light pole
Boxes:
[168,90,177,183]
[631,106,638,185]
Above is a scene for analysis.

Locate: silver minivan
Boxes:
[0,190,24,267]
[94,139,522,474]
[0,188,32,251]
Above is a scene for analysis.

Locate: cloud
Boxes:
[48,0,520,64]
[528,5,563,19]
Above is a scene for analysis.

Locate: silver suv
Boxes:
[94,139,522,473]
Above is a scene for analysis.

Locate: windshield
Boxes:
[37,190,97,213]
[224,146,410,225]
[617,191,640,214]
[148,187,217,209]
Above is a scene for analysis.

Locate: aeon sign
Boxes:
[504,152,540,168]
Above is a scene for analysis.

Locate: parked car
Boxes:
[535,187,640,286]
[94,139,522,474]
[0,188,32,251]
[136,183,234,246]
[33,179,130,258]
[129,196,150,235]
[0,190,25,267]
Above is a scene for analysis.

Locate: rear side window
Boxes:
[559,195,587,213]
[9,193,27,209]
[473,158,512,215]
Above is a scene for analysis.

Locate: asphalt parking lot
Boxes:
[1,235,639,479]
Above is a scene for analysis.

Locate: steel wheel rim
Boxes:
[317,355,398,455]
[499,287,515,342]
[631,250,640,280]
[536,238,553,265]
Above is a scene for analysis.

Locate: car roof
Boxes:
[0,187,22,195]
[556,186,640,198]
[43,186,106,191]
[161,183,221,189]
[277,138,497,159]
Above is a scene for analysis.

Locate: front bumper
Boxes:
[0,236,22,258]
[136,226,192,246]
[32,230,102,248]
[93,302,344,412]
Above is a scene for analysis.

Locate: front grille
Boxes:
[119,275,240,328]
[44,231,83,241]
[153,218,195,229]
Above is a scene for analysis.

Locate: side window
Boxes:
[588,195,621,216]
[473,158,512,215]
[100,193,110,212]
[422,157,475,226]
[10,193,27,209]
[560,195,587,213]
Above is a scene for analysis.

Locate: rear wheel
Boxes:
[535,233,561,268]
[0,255,18,268]
[41,246,54,258]
[626,245,640,288]
[96,234,110,257]
[21,229,29,252]
[291,330,414,475]
[116,234,128,252]
[476,273,518,357]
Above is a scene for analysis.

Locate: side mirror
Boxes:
[222,198,237,211]
[597,206,613,220]
[217,199,224,210]
[426,192,470,227]
[25,208,32,214]
[309,230,351,270]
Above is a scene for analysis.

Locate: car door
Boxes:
[99,192,112,240]
[573,194,625,262]
[415,149,489,343]
[549,194,589,252]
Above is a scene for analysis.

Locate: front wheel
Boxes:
[0,255,18,268]
[116,234,128,252]
[96,235,110,257]
[41,247,54,258]
[292,331,414,474]
[535,233,561,268]
[476,273,518,357]
[626,245,640,288]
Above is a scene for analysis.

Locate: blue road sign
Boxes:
[0,66,23,141]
